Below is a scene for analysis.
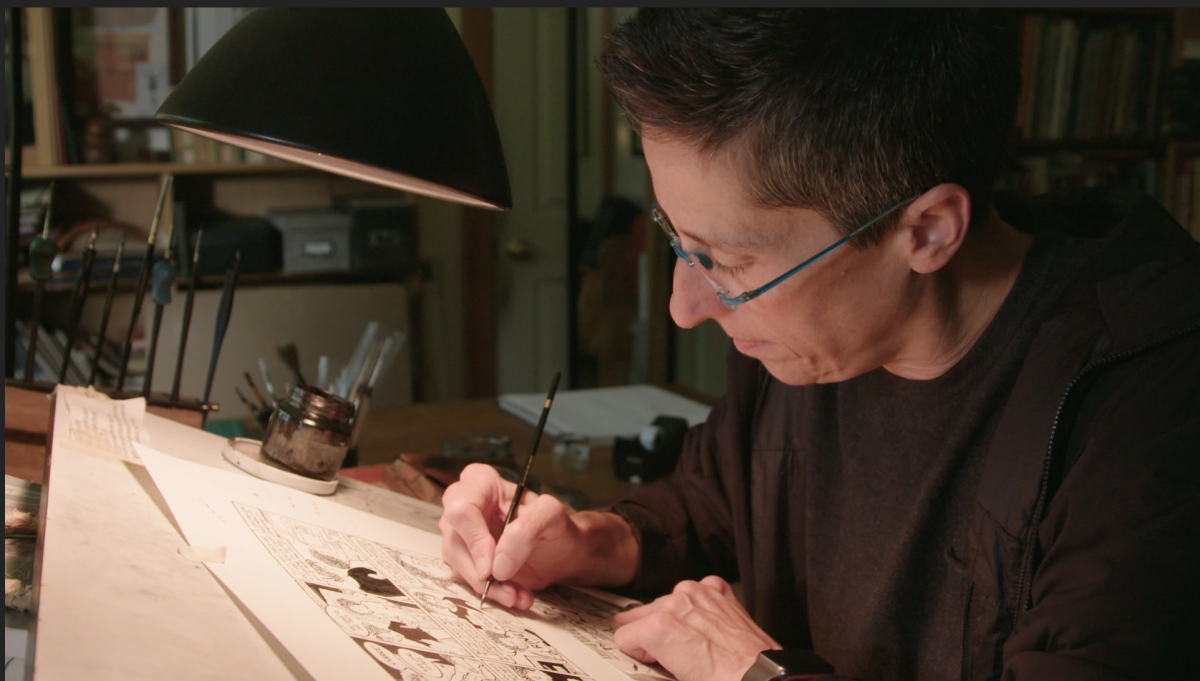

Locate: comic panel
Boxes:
[530,586,674,680]
[302,582,469,656]
[234,502,605,681]
[354,639,496,681]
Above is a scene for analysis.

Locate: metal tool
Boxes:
[202,251,240,405]
[257,357,279,403]
[58,225,98,384]
[277,342,307,386]
[142,223,179,398]
[169,231,203,403]
[88,236,125,386]
[116,173,173,392]
[480,371,562,608]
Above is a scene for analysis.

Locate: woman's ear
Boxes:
[896,184,972,274]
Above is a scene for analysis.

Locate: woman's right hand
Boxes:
[438,463,639,610]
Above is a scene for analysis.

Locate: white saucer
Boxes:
[222,437,339,495]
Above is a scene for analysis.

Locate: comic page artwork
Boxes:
[529,586,676,681]
[234,502,597,681]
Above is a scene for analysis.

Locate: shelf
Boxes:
[1025,8,1173,20]
[1008,138,1170,155]
[1173,140,1200,155]
[18,269,410,294]
[12,161,317,181]
[189,269,411,291]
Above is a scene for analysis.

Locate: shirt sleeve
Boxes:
[606,348,764,598]
[1002,331,1200,679]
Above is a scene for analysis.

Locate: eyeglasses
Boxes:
[652,196,917,310]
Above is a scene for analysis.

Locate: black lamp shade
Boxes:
[156,8,511,210]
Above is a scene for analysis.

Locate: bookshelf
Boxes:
[998,8,1200,238]
[18,161,312,180]
[6,7,418,396]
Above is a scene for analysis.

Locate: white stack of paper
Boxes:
[497,384,712,447]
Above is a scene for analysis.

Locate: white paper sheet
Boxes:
[136,442,673,681]
[56,387,148,464]
[497,385,711,447]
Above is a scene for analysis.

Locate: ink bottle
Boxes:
[262,385,356,480]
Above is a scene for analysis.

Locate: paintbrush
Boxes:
[479,371,562,608]
[277,341,307,385]
[169,231,203,403]
[59,224,98,384]
[22,183,57,383]
[234,386,269,429]
[202,251,240,405]
[142,220,179,398]
[88,235,125,386]
[115,173,173,393]
[244,371,269,410]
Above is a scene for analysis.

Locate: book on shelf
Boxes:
[13,321,60,383]
[13,320,146,388]
[998,152,1162,200]
[52,327,89,385]
[1016,13,1170,142]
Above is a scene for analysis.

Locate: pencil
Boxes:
[479,370,561,608]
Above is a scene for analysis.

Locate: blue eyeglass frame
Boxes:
[652,195,918,310]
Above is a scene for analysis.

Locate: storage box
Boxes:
[337,196,418,276]
[268,208,353,274]
[184,215,282,277]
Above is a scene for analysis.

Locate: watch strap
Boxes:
[742,648,835,681]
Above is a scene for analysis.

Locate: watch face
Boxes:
[761,648,835,678]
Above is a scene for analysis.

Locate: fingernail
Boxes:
[475,555,490,578]
[492,552,516,580]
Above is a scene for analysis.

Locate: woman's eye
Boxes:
[712,260,749,278]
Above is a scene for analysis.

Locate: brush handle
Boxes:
[23,234,58,382]
[88,238,125,386]
[203,252,241,405]
[169,232,203,402]
[59,239,97,384]
[114,247,156,391]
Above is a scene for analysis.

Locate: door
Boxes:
[491,8,570,395]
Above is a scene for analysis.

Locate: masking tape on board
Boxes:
[179,545,227,564]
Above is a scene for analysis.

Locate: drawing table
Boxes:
[350,397,664,509]
[12,386,710,680]
[19,387,446,681]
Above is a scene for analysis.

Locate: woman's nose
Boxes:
[668,259,730,329]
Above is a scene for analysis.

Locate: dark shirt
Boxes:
[611,186,1200,680]
[745,223,1088,680]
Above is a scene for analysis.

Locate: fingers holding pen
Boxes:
[439,522,536,610]
[490,492,570,581]
[440,463,564,610]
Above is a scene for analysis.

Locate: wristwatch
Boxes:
[742,648,835,681]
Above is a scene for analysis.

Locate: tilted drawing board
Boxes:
[135,434,673,680]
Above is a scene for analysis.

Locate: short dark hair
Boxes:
[599,9,1021,243]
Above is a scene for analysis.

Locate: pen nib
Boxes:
[479,578,493,609]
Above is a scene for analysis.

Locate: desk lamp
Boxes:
[155,9,511,491]
[156,8,511,210]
